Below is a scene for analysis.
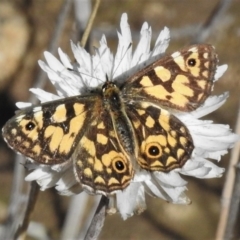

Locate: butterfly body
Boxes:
[2,44,218,195]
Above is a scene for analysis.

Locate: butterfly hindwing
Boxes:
[125,101,194,172]
[74,109,133,194]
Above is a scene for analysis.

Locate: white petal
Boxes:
[214,64,228,81]
[38,60,66,96]
[55,168,80,194]
[97,36,114,79]
[114,13,132,79]
[144,178,189,204]
[181,160,204,171]
[29,88,60,102]
[189,92,229,118]
[133,170,151,182]
[198,160,225,178]
[151,26,170,57]
[71,41,106,90]
[58,47,73,69]
[181,158,224,178]
[154,171,187,187]
[25,168,44,181]
[152,173,189,203]
[116,183,145,220]
[70,41,91,72]
[172,192,191,204]
[44,51,65,72]
[181,164,211,178]
[144,179,170,200]
[16,102,32,109]
[131,22,152,67]
[119,13,132,43]
[190,123,239,152]
[25,166,59,190]
[160,185,190,204]
[207,150,228,160]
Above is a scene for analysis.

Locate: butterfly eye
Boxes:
[112,158,126,173]
[25,121,36,131]
[145,143,162,158]
[187,58,196,67]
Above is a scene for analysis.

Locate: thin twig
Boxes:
[192,0,232,43]
[1,155,25,240]
[80,0,101,48]
[224,163,240,239]
[14,182,40,240]
[61,194,90,240]
[215,100,240,240]
[84,196,109,240]
[77,197,101,239]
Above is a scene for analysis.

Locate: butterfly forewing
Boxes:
[2,95,99,164]
[122,44,218,111]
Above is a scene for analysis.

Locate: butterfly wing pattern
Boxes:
[2,44,218,194]
[122,44,217,111]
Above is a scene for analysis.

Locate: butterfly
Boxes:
[2,44,218,195]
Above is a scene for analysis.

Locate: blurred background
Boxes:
[0,0,240,239]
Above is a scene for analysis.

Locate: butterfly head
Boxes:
[101,80,120,100]
[102,80,116,92]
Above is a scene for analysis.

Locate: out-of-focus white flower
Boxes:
[22,13,238,220]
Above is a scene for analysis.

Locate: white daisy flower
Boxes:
[13,13,239,220]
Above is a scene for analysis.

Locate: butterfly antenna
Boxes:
[111,42,132,79]
[66,62,105,92]
[65,42,132,89]
[67,67,104,83]
[105,74,109,83]
[91,47,110,84]
[64,67,90,91]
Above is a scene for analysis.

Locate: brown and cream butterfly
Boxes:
[2,44,218,195]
